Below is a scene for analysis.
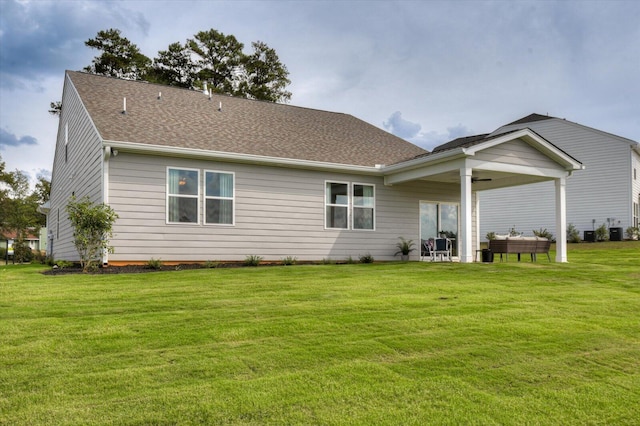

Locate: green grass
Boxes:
[1,241,639,425]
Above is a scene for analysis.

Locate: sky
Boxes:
[1,0,639,187]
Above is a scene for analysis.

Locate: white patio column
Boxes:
[474,191,481,256]
[555,177,568,263]
[460,166,473,263]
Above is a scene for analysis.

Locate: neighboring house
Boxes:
[0,230,42,254]
[46,72,582,264]
[456,114,640,240]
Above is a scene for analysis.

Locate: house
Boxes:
[0,229,43,254]
[455,114,640,240]
[46,71,583,265]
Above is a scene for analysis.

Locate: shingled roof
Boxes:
[431,133,490,153]
[67,71,427,167]
[505,113,555,126]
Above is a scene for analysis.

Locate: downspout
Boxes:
[102,146,111,266]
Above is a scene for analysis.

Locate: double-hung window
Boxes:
[205,171,234,225]
[325,182,349,229]
[167,167,199,223]
[353,183,375,230]
[325,181,375,230]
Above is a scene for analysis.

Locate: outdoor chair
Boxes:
[421,239,435,261]
[433,237,452,262]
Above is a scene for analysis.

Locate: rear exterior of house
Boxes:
[47,73,582,264]
[48,71,463,263]
[478,115,640,240]
[107,153,465,262]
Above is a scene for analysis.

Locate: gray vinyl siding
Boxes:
[475,139,560,169]
[633,151,640,228]
[48,74,105,261]
[480,119,635,239]
[108,152,465,262]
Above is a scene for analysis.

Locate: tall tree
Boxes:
[33,175,51,205]
[0,155,8,231]
[1,169,43,260]
[147,42,195,88]
[238,41,292,103]
[48,101,62,116]
[187,29,244,94]
[84,28,151,80]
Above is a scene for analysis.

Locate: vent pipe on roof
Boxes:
[203,82,208,94]
[208,88,212,100]
[218,101,222,112]
[158,92,162,100]
[122,97,126,114]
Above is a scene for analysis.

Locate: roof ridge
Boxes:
[65,70,354,117]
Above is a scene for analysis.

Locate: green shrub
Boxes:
[13,240,33,263]
[625,226,639,240]
[244,255,263,267]
[533,228,554,241]
[282,256,297,266]
[145,258,163,270]
[345,256,356,264]
[203,260,219,269]
[65,195,118,272]
[595,224,609,242]
[322,258,335,265]
[359,253,374,263]
[566,224,581,243]
[55,260,74,269]
[485,232,496,241]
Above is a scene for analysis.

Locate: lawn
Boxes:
[1,242,639,425]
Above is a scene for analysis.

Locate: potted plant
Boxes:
[395,237,415,261]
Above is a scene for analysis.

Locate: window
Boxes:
[420,201,459,256]
[167,168,199,223]
[205,171,234,225]
[353,183,375,230]
[325,182,349,229]
[325,181,375,230]
[634,199,639,228]
[64,123,68,162]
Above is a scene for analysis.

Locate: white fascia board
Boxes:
[384,158,467,185]
[103,140,382,175]
[380,148,467,173]
[466,158,572,179]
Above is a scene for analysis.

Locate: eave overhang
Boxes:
[103,140,383,175]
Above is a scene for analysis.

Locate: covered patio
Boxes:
[381,129,584,263]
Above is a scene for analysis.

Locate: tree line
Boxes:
[50,27,291,114]
[0,154,49,262]
[7,28,291,264]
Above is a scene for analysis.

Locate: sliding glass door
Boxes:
[420,201,459,256]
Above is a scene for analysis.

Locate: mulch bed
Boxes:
[42,263,236,275]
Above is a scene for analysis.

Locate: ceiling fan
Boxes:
[471,176,492,183]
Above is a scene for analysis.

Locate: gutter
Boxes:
[103,140,383,176]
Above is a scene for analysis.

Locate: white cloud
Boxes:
[0,0,638,181]
[0,128,38,149]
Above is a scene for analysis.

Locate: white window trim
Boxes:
[204,170,235,226]
[166,166,200,225]
[352,182,376,231]
[325,180,350,230]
